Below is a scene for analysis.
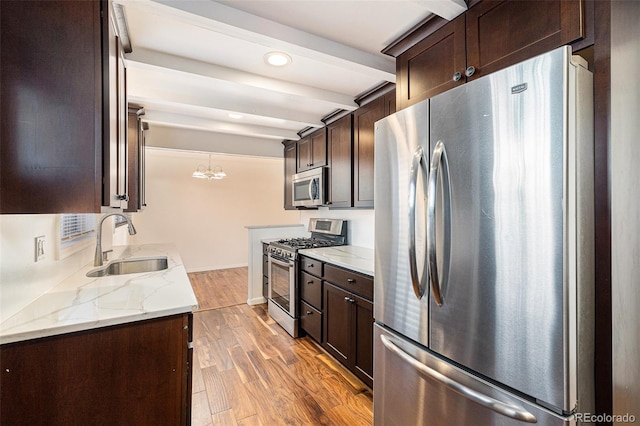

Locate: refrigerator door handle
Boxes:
[408,146,429,299]
[379,334,538,424]
[427,140,451,306]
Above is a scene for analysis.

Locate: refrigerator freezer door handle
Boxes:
[408,146,429,299]
[379,334,538,423]
[427,140,451,306]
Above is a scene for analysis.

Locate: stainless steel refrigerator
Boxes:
[373,46,595,425]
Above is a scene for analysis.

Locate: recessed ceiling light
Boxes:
[264,51,292,67]
[228,113,243,119]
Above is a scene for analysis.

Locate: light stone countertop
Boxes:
[298,245,374,276]
[0,243,198,345]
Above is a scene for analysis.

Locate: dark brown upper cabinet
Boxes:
[465,0,585,81]
[0,0,128,213]
[124,106,147,212]
[397,14,467,110]
[395,0,586,110]
[297,127,327,173]
[283,140,297,210]
[326,114,354,208]
[353,89,395,208]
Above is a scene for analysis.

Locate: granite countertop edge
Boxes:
[298,245,374,276]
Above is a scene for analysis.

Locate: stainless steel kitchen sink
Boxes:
[86,256,168,278]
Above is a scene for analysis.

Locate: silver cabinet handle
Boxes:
[408,146,429,299]
[379,334,537,423]
[347,278,355,283]
[426,140,452,307]
[306,310,313,315]
[465,66,476,77]
[452,72,462,82]
[344,296,350,302]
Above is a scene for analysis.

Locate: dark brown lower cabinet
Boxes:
[323,282,374,388]
[0,314,193,426]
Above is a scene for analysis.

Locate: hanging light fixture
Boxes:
[192,154,226,180]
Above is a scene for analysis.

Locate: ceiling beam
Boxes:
[416,0,467,21]
[129,0,396,81]
[142,110,302,140]
[126,48,358,112]
[127,93,324,131]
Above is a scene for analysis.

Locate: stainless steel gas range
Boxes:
[267,218,347,337]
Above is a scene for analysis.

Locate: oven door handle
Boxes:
[269,255,294,268]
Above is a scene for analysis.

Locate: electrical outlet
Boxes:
[35,236,45,262]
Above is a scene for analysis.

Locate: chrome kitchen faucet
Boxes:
[94,213,137,266]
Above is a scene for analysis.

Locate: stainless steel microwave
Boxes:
[292,167,325,207]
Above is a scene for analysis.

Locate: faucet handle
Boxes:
[102,249,113,262]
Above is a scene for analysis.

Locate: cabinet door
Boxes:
[384,89,397,116]
[300,300,322,343]
[310,127,327,168]
[283,140,297,209]
[396,14,466,109]
[103,5,128,209]
[124,107,145,212]
[297,135,312,172]
[0,0,103,213]
[353,294,374,388]
[327,114,353,208]
[354,97,386,208]
[323,282,352,364]
[0,314,191,425]
[262,245,269,299]
[297,128,326,172]
[465,0,584,81]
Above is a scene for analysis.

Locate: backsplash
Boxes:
[298,208,374,249]
[0,214,122,323]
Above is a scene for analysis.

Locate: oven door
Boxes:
[268,254,296,318]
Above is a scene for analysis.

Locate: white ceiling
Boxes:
[118,0,466,148]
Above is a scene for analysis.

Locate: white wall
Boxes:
[128,148,300,272]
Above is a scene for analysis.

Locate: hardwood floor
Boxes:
[189,268,249,311]
[188,269,374,426]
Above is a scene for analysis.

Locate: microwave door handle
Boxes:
[309,178,317,201]
[379,334,537,423]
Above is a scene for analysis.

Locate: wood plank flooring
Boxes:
[188,269,373,426]
[190,268,249,311]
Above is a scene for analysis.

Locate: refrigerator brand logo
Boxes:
[511,83,528,94]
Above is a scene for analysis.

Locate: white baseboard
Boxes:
[247,296,267,306]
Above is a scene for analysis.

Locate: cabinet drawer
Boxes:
[262,275,269,297]
[262,255,269,277]
[300,301,322,343]
[300,271,322,309]
[299,255,323,277]
[324,264,373,300]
